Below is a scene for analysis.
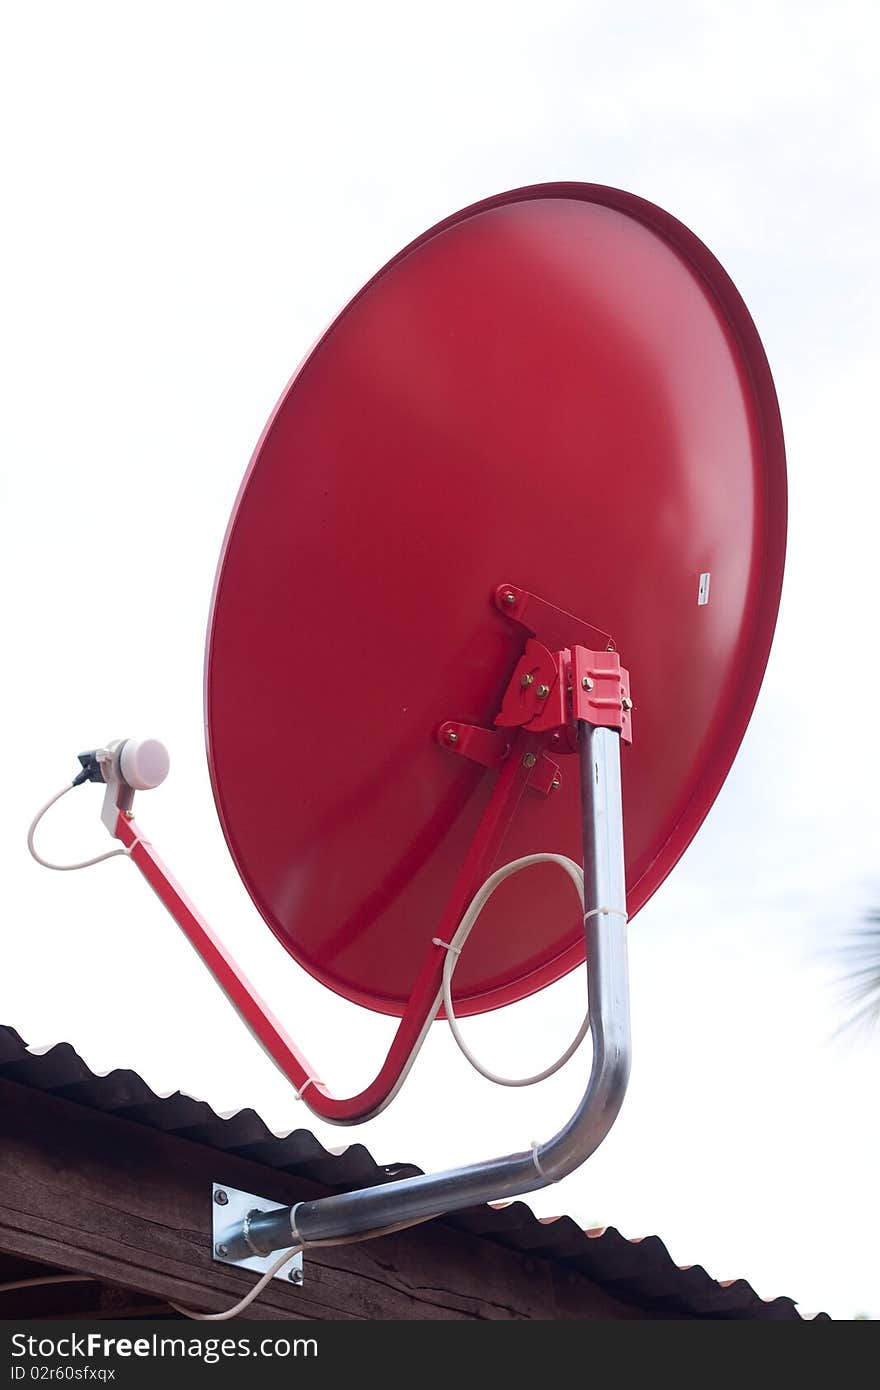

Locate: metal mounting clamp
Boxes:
[212,1184,304,1285]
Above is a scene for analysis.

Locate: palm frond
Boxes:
[835,909,880,1039]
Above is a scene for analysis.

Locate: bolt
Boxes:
[215,1243,229,1258]
[214,1189,229,1206]
[503,591,517,605]
[536,684,550,699]
[551,777,561,790]
[289,1267,304,1285]
[581,676,594,692]
[622,696,633,712]
[520,673,534,688]
[522,752,537,769]
[446,730,459,743]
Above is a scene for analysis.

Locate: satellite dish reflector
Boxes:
[205,182,785,1018]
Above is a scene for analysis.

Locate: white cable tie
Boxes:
[432,936,462,956]
[583,906,629,923]
[241,1208,261,1257]
[293,1077,323,1101]
[530,1141,558,1183]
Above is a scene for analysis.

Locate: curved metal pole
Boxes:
[224,722,631,1256]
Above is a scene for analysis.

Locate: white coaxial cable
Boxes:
[27,783,130,871]
[436,853,591,1087]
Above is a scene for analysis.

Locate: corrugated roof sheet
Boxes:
[0,1025,826,1319]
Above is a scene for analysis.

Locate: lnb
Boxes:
[77,738,170,792]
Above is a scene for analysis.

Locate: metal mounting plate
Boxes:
[212,1183,304,1285]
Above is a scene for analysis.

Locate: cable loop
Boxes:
[27,783,130,871]
[441,853,600,1088]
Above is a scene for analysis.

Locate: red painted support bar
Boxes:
[114,733,535,1125]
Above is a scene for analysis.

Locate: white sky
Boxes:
[2,1,878,1321]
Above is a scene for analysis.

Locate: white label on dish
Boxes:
[698,572,711,606]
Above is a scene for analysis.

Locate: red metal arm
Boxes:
[114,734,534,1125]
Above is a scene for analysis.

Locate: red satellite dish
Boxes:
[205,182,786,1020]
[30,181,786,1255]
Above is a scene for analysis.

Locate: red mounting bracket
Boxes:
[438,583,633,777]
[436,720,562,796]
[492,582,615,654]
[496,638,632,745]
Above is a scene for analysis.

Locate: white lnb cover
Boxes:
[120,738,170,791]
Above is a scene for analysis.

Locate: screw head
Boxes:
[551,777,561,790]
[503,591,517,605]
[622,696,633,712]
[581,676,594,691]
[215,1243,229,1258]
[536,683,550,699]
[289,1267,304,1285]
[520,672,534,687]
[522,752,537,769]
[214,1189,229,1206]
[446,730,459,743]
